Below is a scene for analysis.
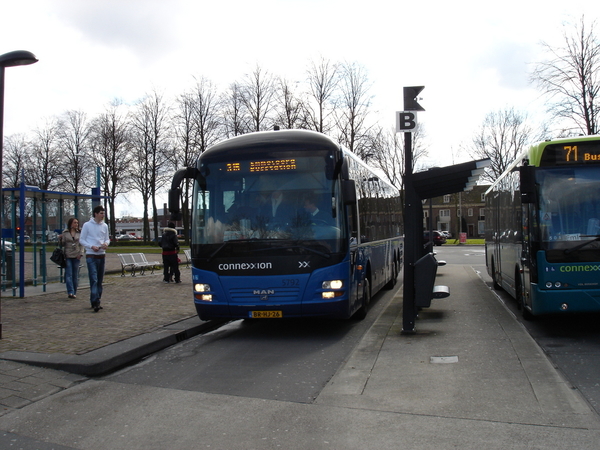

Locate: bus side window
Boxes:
[347,204,358,244]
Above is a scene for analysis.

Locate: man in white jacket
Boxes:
[80,205,110,312]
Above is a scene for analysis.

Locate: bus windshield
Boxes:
[191,152,346,254]
[537,165,600,250]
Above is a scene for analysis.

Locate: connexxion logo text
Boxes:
[559,264,600,272]
[218,262,273,271]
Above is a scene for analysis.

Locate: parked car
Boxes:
[439,231,452,239]
[423,230,447,246]
[2,239,13,253]
[116,234,133,241]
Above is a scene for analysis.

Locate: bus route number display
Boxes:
[542,142,600,166]
[563,145,600,163]
[226,159,297,172]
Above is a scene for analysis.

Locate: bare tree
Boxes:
[240,65,276,132]
[129,90,172,241]
[273,77,305,130]
[222,82,250,137]
[334,61,373,157]
[2,134,31,188]
[304,57,338,133]
[469,108,535,183]
[29,119,63,191]
[366,125,428,193]
[57,110,93,193]
[190,77,223,152]
[171,78,223,241]
[88,101,133,238]
[531,16,600,135]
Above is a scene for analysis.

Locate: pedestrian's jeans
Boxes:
[86,256,105,307]
[65,257,80,296]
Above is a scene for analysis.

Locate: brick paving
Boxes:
[0,254,196,414]
[0,255,194,355]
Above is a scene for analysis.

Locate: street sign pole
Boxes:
[400,86,424,334]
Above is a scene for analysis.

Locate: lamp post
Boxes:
[0,50,38,339]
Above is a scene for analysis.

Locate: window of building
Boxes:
[443,195,451,203]
[468,208,473,217]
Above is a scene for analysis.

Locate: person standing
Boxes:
[80,206,110,312]
[160,221,180,283]
[59,218,84,299]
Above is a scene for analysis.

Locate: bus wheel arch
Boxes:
[353,277,371,320]
[491,259,501,290]
[515,267,534,320]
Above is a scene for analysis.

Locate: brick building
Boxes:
[422,185,489,238]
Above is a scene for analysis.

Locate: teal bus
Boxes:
[485,135,600,318]
[169,130,403,320]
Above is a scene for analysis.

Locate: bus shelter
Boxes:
[1,181,107,298]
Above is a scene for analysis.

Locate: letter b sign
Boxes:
[396,111,417,132]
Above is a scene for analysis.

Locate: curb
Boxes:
[0,317,228,377]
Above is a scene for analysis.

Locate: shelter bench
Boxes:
[183,249,191,268]
[118,253,161,276]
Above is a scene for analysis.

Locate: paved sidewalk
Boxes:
[0,254,219,416]
[1,252,600,449]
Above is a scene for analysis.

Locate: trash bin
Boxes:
[3,250,12,281]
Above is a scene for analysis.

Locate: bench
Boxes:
[183,249,191,268]
[118,253,161,277]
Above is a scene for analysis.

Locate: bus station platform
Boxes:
[0,251,599,448]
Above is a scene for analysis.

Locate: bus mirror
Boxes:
[168,188,182,221]
[520,165,535,204]
[342,180,356,205]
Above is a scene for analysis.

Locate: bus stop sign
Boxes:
[396,111,417,132]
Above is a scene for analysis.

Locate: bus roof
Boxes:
[201,130,341,159]
[528,134,600,167]
[485,134,600,196]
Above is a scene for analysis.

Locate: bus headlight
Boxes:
[322,280,344,299]
[194,283,213,302]
[322,280,343,289]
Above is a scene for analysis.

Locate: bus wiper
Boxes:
[254,244,331,258]
[207,239,256,262]
[564,236,600,255]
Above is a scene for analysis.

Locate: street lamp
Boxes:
[0,50,38,340]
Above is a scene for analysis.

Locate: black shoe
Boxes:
[94,306,100,312]
[175,280,181,283]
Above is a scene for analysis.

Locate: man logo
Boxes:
[299,261,310,268]
[254,289,275,301]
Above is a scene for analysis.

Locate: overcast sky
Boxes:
[1,0,596,216]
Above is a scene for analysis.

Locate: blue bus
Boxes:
[169,129,403,320]
[485,135,600,318]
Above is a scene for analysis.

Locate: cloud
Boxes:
[477,41,536,90]
[50,0,182,62]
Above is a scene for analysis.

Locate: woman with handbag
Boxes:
[59,218,84,299]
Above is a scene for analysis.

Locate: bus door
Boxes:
[520,202,534,308]
[347,202,361,312]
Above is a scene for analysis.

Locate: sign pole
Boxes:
[400,86,424,334]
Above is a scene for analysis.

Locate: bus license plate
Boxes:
[250,311,283,319]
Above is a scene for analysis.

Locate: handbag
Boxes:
[50,247,67,268]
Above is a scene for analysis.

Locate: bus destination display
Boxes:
[541,142,600,166]
[226,159,297,173]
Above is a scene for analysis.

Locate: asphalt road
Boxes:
[104,279,399,403]
[436,245,600,416]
